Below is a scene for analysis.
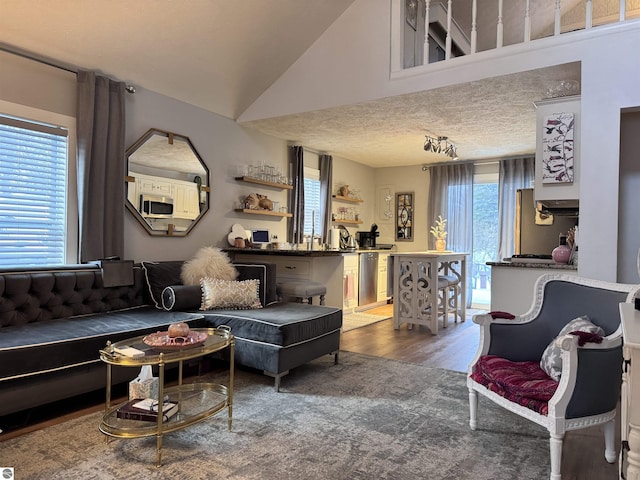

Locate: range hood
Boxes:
[536,199,579,216]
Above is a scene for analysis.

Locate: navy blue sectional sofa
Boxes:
[0,261,342,419]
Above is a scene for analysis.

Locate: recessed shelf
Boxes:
[234,208,292,218]
[235,176,293,190]
[332,195,363,203]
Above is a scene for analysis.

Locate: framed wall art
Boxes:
[542,112,575,184]
[396,192,414,241]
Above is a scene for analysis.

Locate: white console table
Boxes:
[620,302,640,479]
[390,251,468,334]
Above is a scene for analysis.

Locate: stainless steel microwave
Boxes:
[140,194,174,218]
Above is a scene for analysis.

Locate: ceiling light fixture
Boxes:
[424,135,458,160]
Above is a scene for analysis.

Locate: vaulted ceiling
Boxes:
[1,0,584,167]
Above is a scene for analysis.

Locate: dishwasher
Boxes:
[358,251,378,306]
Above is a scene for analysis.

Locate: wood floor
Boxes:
[1,303,622,479]
[345,303,620,480]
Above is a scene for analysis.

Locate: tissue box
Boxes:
[129,377,159,400]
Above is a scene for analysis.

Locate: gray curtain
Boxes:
[76,70,126,262]
[428,162,474,305]
[288,146,305,244]
[497,157,535,260]
[319,154,333,244]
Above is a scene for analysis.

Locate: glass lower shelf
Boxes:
[100,382,229,438]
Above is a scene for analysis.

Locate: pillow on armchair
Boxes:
[539,315,604,381]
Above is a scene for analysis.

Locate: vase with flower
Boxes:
[430,215,448,252]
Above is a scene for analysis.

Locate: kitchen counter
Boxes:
[488,261,579,315]
[223,247,343,257]
[225,249,344,308]
[487,261,577,270]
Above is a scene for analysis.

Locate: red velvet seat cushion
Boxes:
[470,355,559,416]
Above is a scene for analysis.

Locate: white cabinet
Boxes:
[620,303,640,480]
[377,253,390,302]
[172,182,200,220]
[533,95,581,202]
[137,174,173,196]
[343,253,359,313]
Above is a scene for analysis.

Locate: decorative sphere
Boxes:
[168,322,190,338]
[552,244,571,264]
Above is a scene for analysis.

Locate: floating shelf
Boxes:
[332,219,362,225]
[235,176,293,190]
[332,195,363,203]
[234,208,292,218]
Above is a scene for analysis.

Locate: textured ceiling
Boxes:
[240,63,582,167]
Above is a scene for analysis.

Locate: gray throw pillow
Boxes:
[540,315,604,381]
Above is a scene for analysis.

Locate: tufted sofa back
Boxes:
[0,264,146,327]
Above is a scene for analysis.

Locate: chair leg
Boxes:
[468,388,478,430]
[603,419,617,463]
[549,433,564,480]
[319,294,325,305]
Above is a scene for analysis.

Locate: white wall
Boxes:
[374,165,430,252]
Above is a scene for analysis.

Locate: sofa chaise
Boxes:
[0,261,342,421]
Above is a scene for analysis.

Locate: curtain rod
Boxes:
[422,154,534,169]
[0,42,136,93]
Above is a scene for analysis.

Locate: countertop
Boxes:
[224,248,396,256]
[224,248,343,257]
[487,261,577,270]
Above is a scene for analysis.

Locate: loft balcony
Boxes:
[391,0,640,80]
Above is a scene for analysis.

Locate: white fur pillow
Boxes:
[181,247,238,285]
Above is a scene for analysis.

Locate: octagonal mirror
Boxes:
[125,128,209,236]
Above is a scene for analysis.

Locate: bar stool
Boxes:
[438,275,461,327]
[276,281,327,305]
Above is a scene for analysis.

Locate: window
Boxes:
[0,107,76,267]
[303,166,322,237]
[472,166,499,307]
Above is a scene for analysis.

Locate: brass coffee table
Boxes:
[99,326,234,466]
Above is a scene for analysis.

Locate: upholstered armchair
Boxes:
[467,273,639,480]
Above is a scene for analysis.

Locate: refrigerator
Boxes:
[515,188,577,256]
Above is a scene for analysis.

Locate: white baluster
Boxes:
[621,0,626,21]
[471,0,477,54]
[585,0,592,29]
[524,0,531,42]
[423,0,431,65]
[445,0,452,60]
[496,0,504,48]
[554,0,562,36]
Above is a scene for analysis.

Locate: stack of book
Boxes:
[116,398,179,422]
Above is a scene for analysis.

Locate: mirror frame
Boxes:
[395,191,414,241]
[125,128,209,237]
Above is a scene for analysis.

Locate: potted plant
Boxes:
[430,215,448,251]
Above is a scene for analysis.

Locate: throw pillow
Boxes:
[181,246,238,286]
[200,278,262,310]
[161,285,202,311]
[141,261,185,309]
[540,315,605,381]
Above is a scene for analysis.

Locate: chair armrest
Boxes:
[468,312,544,374]
[548,333,623,419]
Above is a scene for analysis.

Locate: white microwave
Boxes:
[140,194,174,218]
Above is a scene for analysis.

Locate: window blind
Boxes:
[303,167,322,237]
[0,115,68,267]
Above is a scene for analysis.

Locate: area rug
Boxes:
[342,312,391,332]
[1,352,551,480]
